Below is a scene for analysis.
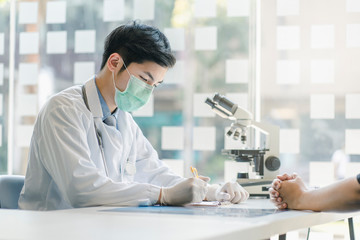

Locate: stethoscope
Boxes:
[81,84,110,177]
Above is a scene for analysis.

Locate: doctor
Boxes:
[18,21,249,210]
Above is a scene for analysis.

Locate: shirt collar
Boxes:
[94,78,118,121]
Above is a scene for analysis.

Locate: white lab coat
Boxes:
[18,79,183,210]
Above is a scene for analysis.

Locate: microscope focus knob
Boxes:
[265,156,281,171]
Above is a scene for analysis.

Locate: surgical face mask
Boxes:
[112,63,154,112]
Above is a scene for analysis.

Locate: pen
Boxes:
[190,166,199,178]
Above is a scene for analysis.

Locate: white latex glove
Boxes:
[160,178,208,205]
[206,182,249,204]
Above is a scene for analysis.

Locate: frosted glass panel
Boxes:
[195,27,217,50]
[227,0,249,17]
[0,64,3,85]
[194,0,216,18]
[16,125,34,147]
[46,31,67,54]
[310,94,335,119]
[225,93,248,110]
[276,60,300,84]
[17,94,38,116]
[161,127,184,150]
[164,28,185,51]
[311,25,334,49]
[346,94,360,119]
[226,59,248,83]
[193,127,216,151]
[162,159,184,177]
[19,63,38,85]
[74,30,96,53]
[134,0,155,20]
[347,0,360,12]
[280,129,300,154]
[346,129,360,155]
[46,1,67,24]
[310,60,334,84]
[0,33,3,55]
[19,32,39,55]
[18,2,38,24]
[165,60,184,85]
[103,0,125,22]
[346,24,360,47]
[277,0,299,16]
[74,61,95,84]
[277,26,300,50]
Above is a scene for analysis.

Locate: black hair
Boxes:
[100,21,176,71]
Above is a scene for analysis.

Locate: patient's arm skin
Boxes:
[269,173,360,212]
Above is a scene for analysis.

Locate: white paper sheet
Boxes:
[74,61,95,84]
[46,1,67,24]
[19,32,39,55]
[277,0,299,16]
[311,25,334,49]
[74,30,96,53]
[346,129,360,154]
[276,60,300,84]
[277,26,300,50]
[346,24,360,47]
[310,94,335,119]
[195,27,217,51]
[193,93,215,117]
[310,60,334,83]
[46,31,67,54]
[225,93,248,110]
[346,94,360,119]
[18,2,38,24]
[0,64,3,85]
[280,129,300,154]
[161,126,184,150]
[227,0,249,17]
[193,127,216,151]
[132,95,154,117]
[194,0,216,18]
[347,0,360,12]
[162,159,184,177]
[165,60,184,85]
[17,94,38,116]
[134,0,154,20]
[0,33,4,55]
[16,125,34,147]
[19,63,38,85]
[164,28,185,51]
[226,59,248,83]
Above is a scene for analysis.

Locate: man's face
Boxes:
[116,61,168,92]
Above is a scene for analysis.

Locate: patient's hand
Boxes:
[277,175,309,210]
[269,173,298,209]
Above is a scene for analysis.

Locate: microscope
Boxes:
[205,93,281,197]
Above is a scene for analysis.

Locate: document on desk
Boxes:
[185,201,231,207]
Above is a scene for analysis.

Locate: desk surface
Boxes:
[1,199,359,240]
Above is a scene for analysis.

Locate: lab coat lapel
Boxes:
[83,78,103,118]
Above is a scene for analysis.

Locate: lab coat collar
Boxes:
[83,77,103,118]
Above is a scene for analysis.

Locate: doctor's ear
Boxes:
[107,53,122,72]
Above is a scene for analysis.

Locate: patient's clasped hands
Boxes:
[269,173,310,210]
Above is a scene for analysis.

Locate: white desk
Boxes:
[1,199,359,240]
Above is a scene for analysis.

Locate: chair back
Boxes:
[0,175,25,209]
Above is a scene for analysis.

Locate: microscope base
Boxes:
[236,179,273,197]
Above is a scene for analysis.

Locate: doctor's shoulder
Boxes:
[38,86,92,123]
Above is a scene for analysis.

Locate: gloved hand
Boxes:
[205,182,249,204]
[160,178,208,205]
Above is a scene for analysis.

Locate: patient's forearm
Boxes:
[299,177,360,211]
